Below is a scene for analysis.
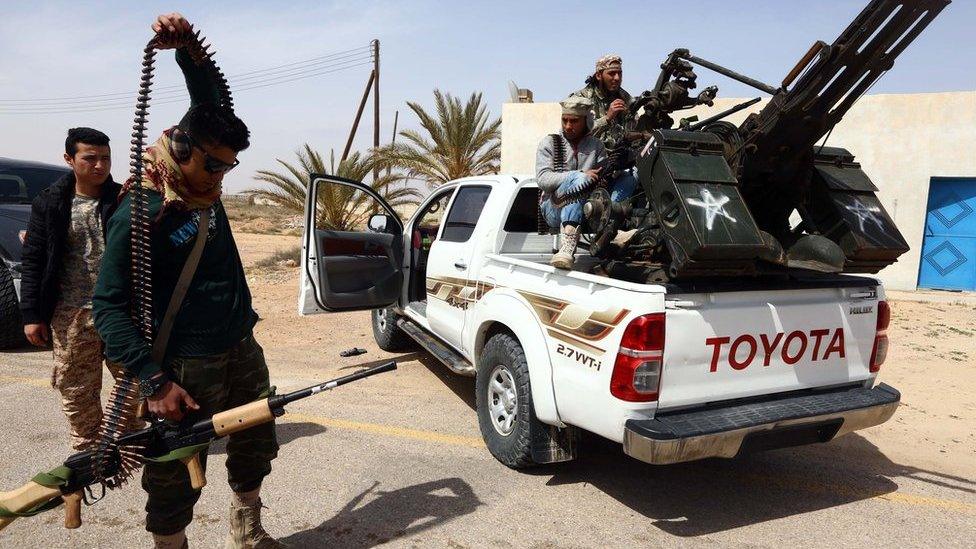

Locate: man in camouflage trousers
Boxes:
[92,13,282,549]
[20,127,124,452]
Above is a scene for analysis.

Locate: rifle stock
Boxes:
[0,482,63,532]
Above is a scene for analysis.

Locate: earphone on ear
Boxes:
[168,126,193,163]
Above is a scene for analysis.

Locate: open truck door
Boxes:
[299,174,404,315]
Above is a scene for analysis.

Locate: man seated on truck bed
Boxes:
[537,97,637,269]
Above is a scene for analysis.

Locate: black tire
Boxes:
[476,332,538,469]
[0,262,25,350]
[371,307,412,352]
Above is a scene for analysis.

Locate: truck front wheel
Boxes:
[476,332,537,468]
[371,307,412,352]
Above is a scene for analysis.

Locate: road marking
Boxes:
[879,492,976,514]
[0,373,973,514]
[284,412,486,448]
[0,374,49,388]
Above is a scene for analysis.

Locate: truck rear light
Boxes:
[611,313,665,402]
[869,300,890,373]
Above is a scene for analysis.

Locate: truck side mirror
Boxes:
[368,213,391,233]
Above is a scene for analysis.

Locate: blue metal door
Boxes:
[918,178,976,291]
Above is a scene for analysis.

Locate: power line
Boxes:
[0,44,373,105]
[0,54,374,112]
[0,59,374,115]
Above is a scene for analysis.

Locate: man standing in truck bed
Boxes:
[92,13,283,549]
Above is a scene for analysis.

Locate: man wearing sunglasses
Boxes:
[92,13,283,549]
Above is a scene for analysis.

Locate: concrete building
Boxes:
[500,91,976,292]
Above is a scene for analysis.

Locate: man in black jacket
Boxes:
[20,127,124,451]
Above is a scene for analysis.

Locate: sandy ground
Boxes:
[0,229,973,548]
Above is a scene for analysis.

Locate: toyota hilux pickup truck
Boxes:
[298,174,899,468]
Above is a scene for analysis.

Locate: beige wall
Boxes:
[501,92,976,291]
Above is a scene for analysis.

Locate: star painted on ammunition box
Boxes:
[686,189,737,230]
[844,201,885,232]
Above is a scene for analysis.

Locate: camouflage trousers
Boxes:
[143,334,280,535]
[50,305,127,452]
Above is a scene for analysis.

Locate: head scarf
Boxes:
[594,54,622,74]
[122,127,222,211]
[560,97,595,130]
[561,97,593,118]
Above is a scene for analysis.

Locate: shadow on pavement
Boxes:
[1,344,49,354]
[281,477,481,547]
[414,353,476,411]
[337,354,420,372]
[534,431,967,537]
[210,421,326,455]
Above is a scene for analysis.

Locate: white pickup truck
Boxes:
[299,174,899,468]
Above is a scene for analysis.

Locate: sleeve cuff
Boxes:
[19,308,41,326]
[129,355,164,382]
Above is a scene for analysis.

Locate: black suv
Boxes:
[0,157,69,348]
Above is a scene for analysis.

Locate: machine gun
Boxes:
[0,362,397,532]
[590,0,950,280]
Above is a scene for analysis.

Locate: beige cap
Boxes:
[595,54,622,73]
[560,96,593,118]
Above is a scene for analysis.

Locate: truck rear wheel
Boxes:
[371,307,412,352]
[0,262,25,350]
[476,332,538,468]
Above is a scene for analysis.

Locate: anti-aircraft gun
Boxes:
[585,0,950,281]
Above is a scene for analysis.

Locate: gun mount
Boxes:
[585,0,950,281]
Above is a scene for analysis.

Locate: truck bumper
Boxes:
[623,383,900,465]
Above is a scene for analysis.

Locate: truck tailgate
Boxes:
[659,284,880,409]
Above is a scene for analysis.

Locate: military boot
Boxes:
[550,225,580,269]
[224,500,288,549]
[152,531,188,549]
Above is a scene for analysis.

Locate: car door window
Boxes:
[441,186,492,243]
[415,190,453,249]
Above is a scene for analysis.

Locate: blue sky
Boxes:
[1,0,972,193]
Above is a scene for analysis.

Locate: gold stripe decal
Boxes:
[517,289,629,343]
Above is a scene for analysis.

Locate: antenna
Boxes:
[507,80,533,103]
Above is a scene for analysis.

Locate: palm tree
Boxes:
[372,89,501,189]
[244,144,421,230]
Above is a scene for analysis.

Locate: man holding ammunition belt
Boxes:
[92,13,283,549]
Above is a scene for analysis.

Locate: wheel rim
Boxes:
[376,309,388,331]
[487,365,518,436]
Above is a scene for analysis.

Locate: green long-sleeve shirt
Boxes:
[92,49,255,381]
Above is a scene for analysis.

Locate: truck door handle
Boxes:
[454,261,467,270]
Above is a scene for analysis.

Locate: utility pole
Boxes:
[341,40,381,164]
[372,39,380,181]
[341,70,374,162]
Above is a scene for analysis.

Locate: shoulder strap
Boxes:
[150,208,211,365]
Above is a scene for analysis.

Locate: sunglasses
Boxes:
[178,127,240,174]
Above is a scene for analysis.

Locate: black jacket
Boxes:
[19,172,121,325]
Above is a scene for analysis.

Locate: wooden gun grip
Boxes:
[63,491,82,529]
[180,453,207,490]
[0,481,63,532]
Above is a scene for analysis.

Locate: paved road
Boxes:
[1,315,974,548]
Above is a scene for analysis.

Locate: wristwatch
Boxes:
[140,373,170,398]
